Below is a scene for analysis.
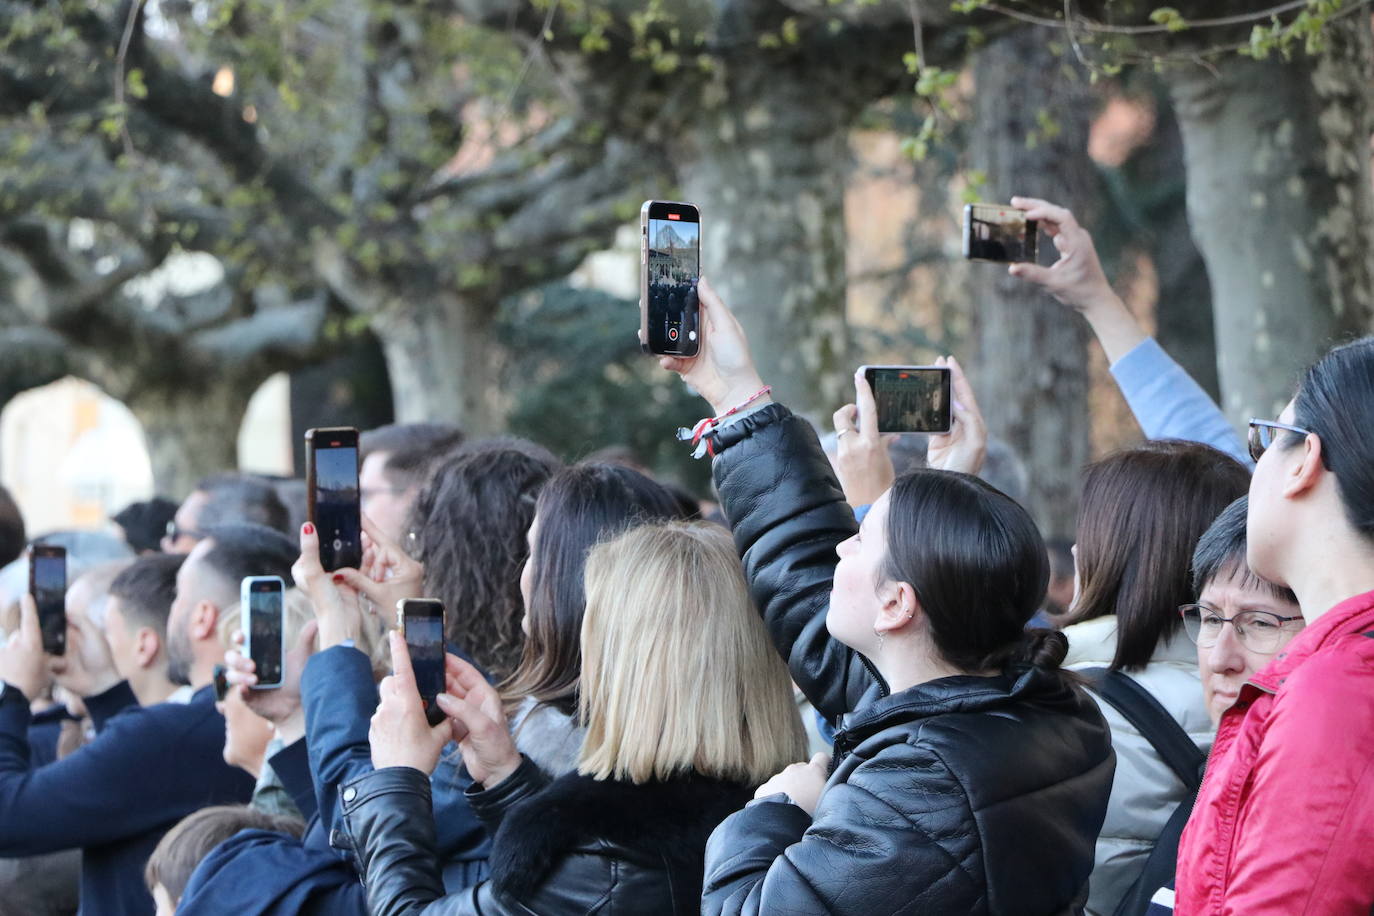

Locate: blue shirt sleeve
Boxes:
[1110,338,1251,467]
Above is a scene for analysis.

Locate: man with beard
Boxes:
[0,525,294,915]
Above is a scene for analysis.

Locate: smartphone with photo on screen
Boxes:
[860,365,953,434]
[398,598,447,727]
[963,203,1038,263]
[305,427,362,572]
[29,544,67,656]
[240,576,284,690]
[639,200,701,357]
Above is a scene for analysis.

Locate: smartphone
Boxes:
[861,365,953,434]
[963,203,1038,263]
[240,576,285,689]
[639,200,701,357]
[398,599,447,727]
[29,544,67,656]
[305,427,362,572]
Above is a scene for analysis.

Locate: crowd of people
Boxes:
[0,196,1370,915]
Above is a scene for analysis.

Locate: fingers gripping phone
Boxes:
[240,576,285,689]
[29,544,67,656]
[306,427,363,572]
[963,203,1038,263]
[398,599,447,727]
[639,200,701,357]
[860,366,953,434]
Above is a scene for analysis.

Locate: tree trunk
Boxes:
[969,27,1099,540]
[1165,15,1374,423]
[372,294,499,435]
[128,383,253,499]
[678,71,853,423]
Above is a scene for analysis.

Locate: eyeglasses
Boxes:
[1179,604,1303,654]
[1247,419,1313,463]
[164,520,206,545]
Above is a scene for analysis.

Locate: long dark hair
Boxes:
[1291,336,1374,537]
[409,440,561,681]
[500,463,689,714]
[1073,440,1249,671]
[882,469,1061,672]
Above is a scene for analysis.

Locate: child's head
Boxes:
[144,805,302,914]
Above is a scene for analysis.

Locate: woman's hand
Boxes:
[330,514,424,624]
[657,278,769,417]
[832,371,896,507]
[926,356,987,477]
[224,620,319,745]
[49,608,121,700]
[1006,196,1145,363]
[435,654,521,788]
[369,631,450,773]
[292,522,365,649]
[754,752,831,816]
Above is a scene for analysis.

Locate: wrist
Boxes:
[482,756,522,790]
[275,710,307,746]
[707,377,769,417]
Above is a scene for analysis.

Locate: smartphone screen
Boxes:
[242,578,284,689]
[308,428,362,571]
[864,366,952,434]
[401,599,446,726]
[964,204,1038,263]
[30,546,67,656]
[643,201,700,356]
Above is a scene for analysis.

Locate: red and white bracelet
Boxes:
[677,385,773,458]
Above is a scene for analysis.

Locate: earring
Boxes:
[873,627,886,653]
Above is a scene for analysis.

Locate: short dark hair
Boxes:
[145,805,302,903]
[0,486,23,568]
[409,441,560,681]
[360,423,465,490]
[501,463,692,711]
[197,524,298,602]
[109,554,184,638]
[193,474,290,534]
[1074,440,1250,671]
[1192,497,1298,604]
[112,498,179,554]
[1291,337,1374,539]
[883,469,1061,672]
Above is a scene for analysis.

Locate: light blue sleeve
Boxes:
[1111,338,1251,468]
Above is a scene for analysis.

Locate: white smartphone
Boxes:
[240,576,285,689]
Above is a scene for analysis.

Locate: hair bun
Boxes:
[1017,628,1068,669]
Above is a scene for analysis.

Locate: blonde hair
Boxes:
[578,522,806,785]
[217,589,390,681]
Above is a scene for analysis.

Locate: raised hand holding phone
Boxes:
[292,521,365,649]
[657,278,769,417]
[0,595,51,702]
[369,630,450,774]
[436,653,521,788]
[305,427,363,572]
[49,609,121,699]
[30,545,67,656]
[330,514,424,617]
[832,373,897,508]
[926,356,987,477]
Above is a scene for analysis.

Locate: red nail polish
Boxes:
[332,573,345,583]
[303,522,315,535]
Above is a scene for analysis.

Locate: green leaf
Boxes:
[126,68,148,100]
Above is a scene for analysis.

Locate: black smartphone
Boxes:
[29,544,67,656]
[212,664,231,703]
[639,200,701,357]
[861,365,953,434]
[305,427,362,572]
[398,598,447,727]
[240,576,284,689]
[963,203,1038,263]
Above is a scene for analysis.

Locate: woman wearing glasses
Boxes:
[1175,340,1374,915]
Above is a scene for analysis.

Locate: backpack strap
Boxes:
[1080,667,1206,791]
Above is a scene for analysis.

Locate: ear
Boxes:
[1281,433,1325,500]
[134,627,162,670]
[190,600,220,644]
[874,580,921,636]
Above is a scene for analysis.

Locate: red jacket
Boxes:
[1175,588,1374,915]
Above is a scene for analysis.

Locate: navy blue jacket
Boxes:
[0,681,254,916]
[177,829,362,915]
[301,645,490,890]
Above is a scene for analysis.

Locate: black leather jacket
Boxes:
[700,404,1115,915]
[343,757,751,915]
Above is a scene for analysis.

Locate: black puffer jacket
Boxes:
[342,757,751,915]
[700,404,1115,916]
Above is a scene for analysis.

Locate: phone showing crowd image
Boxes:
[305,427,362,572]
[399,599,447,727]
[240,577,284,690]
[639,200,701,357]
[963,203,1038,263]
[29,544,67,656]
[861,366,952,434]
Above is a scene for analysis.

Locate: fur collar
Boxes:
[489,770,752,899]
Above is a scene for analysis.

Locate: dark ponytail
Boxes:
[882,470,1053,673]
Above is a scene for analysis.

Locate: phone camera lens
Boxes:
[333,539,343,551]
